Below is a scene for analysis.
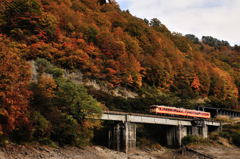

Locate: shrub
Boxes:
[219,122,240,147]
[51,112,79,145]
[137,138,162,150]
[215,115,230,123]
[182,135,209,145]
[0,135,9,146]
[30,111,51,141]
[35,58,64,78]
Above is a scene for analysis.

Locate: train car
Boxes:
[150,105,211,119]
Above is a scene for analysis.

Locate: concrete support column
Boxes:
[192,126,199,135]
[124,122,128,153]
[108,122,136,153]
[219,122,223,131]
[177,125,182,146]
[202,122,208,138]
[108,123,121,151]
[177,125,187,146]
[123,122,136,153]
[166,126,176,146]
[108,128,111,148]
[167,125,187,147]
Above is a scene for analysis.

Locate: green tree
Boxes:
[185,34,200,44]
[171,33,190,53]
[31,59,102,145]
[149,18,170,34]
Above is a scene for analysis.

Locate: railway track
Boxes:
[179,147,216,159]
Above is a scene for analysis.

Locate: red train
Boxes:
[150,105,211,119]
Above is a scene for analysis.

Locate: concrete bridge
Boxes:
[99,111,221,153]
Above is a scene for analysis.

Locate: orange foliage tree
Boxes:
[0,42,32,135]
[191,75,200,90]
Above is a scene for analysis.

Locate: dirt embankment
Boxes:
[0,144,240,159]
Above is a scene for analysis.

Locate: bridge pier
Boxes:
[108,122,136,153]
[166,123,208,147]
[166,126,177,146]
[188,125,208,138]
[202,122,208,138]
[166,125,187,146]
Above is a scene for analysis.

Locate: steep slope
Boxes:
[0,0,239,110]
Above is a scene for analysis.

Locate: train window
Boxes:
[150,106,157,109]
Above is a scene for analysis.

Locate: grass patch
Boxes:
[137,138,163,150]
[182,135,210,146]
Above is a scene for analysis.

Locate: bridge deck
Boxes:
[101,111,220,126]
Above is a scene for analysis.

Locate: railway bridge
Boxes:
[197,106,240,118]
[98,111,221,153]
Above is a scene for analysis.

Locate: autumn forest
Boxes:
[0,0,240,145]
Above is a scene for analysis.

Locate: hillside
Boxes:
[0,0,240,146]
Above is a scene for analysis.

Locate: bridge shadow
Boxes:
[137,124,179,148]
[93,121,116,148]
